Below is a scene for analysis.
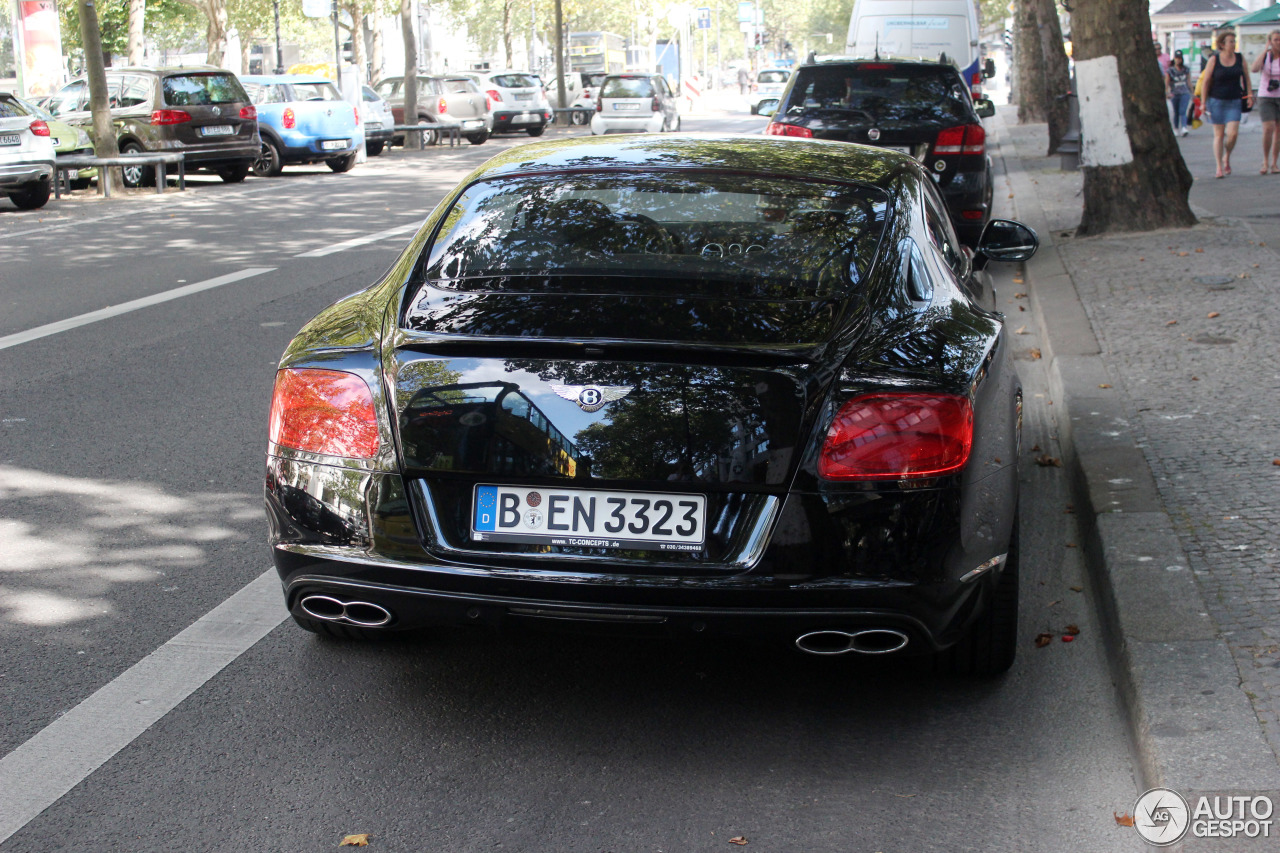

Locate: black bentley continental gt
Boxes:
[266,134,1038,675]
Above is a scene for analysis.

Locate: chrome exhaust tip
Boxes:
[795,629,910,656]
[299,594,393,628]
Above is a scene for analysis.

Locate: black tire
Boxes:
[417,117,439,146]
[673,114,681,132]
[120,142,153,188]
[570,109,588,126]
[291,613,382,641]
[326,152,357,173]
[252,139,282,178]
[934,516,1020,677]
[217,163,249,183]
[526,125,546,137]
[464,131,488,145]
[750,104,758,115]
[9,178,50,210]
[366,140,384,156]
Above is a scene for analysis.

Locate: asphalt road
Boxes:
[0,110,1143,852]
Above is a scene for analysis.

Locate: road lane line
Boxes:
[0,570,285,843]
[0,268,275,351]
[293,221,421,257]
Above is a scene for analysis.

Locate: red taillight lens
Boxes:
[961,209,986,220]
[595,95,602,112]
[240,105,257,120]
[438,97,447,114]
[282,108,296,129]
[353,106,360,125]
[857,63,893,71]
[487,88,502,103]
[818,393,973,480]
[150,109,192,126]
[268,369,380,459]
[651,95,661,112]
[29,119,50,136]
[765,122,813,138]
[935,124,984,155]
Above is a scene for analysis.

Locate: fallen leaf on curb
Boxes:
[1139,257,1145,262]
[1008,193,1014,198]
[1015,326,1028,334]
[1030,444,1042,452]
[1019,305,1026,311]
[1030,348,1042,359]
[1192,376,1200,381]
[1014,292,1027,298]
[1272,459,1280,466]
[1064,624,1080,636]
[1177,251,1189,256]
[1195,247,1204,253]
[1115,812,1135,827]
[341,835,370,847]
[1035,633,1054,648]
[728,837,749,846]
[1047,599,1060,607]
[1062,634,1075,643]
[1070,585,1084,592]
[1253,263,1260,268]
[1035,455,1062,467]
[1208,311,1220,318]
[1065,543,1078,548]
[1098,383,1111,388]
[1166,320,1178,326]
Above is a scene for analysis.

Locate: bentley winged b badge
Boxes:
[550,384,633,413]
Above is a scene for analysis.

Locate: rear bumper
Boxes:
[492,108,550,129]
[0,160,53,187]
[590,112,665,134]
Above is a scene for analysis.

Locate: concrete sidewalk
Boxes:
[993,107,1280,845]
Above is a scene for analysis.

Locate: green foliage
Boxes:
[60,0,204,59]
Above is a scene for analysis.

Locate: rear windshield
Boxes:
[162,73,248,106]
[758,70,790,84]
[418,171,887,299]
[0,99,28,118]
[782,64,972,123]
[291,82,343,101]
[443,79,479,94]
[492,74,539,89]
[601,77,655,99]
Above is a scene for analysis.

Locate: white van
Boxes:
[845,0,985,95]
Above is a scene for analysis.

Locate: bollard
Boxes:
[1056,92,1081,171]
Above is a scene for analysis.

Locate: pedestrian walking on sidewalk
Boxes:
[1168,50,1193,137]
[1250,29,1280,173]
[1202,31,1254,178]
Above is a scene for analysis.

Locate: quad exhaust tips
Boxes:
[299,594,392,628]
[794,629,910,656]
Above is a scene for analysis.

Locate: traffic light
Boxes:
[754,33,762,48]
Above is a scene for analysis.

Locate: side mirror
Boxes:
[977,219,1039,263]
[973,97,995,119]
[983,58,996,79]
[756,98,779,117]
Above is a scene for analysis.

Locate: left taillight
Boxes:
[934,123,985,155]
[151,109,192,125]
[29,119,50,137]
[438,97,448,114]
[240,105,257,120]
[765,122,813,138]
[269,368,380,459]
[651,95,661,112]
[818,393,973,480]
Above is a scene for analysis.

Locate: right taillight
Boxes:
[935,124,984,155]
[268,368,380,459]
[150,109,192,125]
[29,119,50,136]
[438,97,448,114]
[818,393,973,480]
[487,88,502,103]
[282,107,296,129]
[765,122,813,138]
[595,94,602,112]
[651,95,661,112]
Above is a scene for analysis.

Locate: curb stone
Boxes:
[992,109,1280,834]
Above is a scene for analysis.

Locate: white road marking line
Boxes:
[0,570,286,843]
[293,221,421,257]
[0,268,275,351]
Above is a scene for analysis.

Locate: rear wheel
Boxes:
[216,163,249,183]
[934,516,1020,677]
[326,152,357,173]
[465,131,489,145]
[252,139,282,178]
[120,142,153,188]
[417,117,439,146]
[570,109,588,125]
[9,178,50,210]
[365,140,384,156]
[526,125,546,137]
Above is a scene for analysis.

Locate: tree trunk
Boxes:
[1015,0,1046,123]
[128,0,145,66]
[371,15,384,81]
[1032,0,1071,154]
[553,0,565,121]
[204,0,227,67]
[78,0,122,193]
[401,0,420,149]
[502,0,513,70]
[1072,0,1195,234]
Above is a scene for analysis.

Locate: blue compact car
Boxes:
[240,75,360,176]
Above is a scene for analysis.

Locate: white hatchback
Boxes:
[0,96,55,210]
[590,74,680,135]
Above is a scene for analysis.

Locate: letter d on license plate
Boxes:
[472,484,706,552]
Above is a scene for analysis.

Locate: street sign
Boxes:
[737,2,754,23]
[302,0,331,19]
[697,7,712,30]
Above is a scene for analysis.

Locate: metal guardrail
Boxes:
[54,152,185,198]
[391,123,462,147]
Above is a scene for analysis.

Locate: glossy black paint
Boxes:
[266,135,1023,651]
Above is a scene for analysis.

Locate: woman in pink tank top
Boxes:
[1251,30,1280,173]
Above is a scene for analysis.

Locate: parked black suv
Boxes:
[763,58,995,246]
[46,67,259,187]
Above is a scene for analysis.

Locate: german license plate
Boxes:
[321,139,349,150]
[462,119,484,128]
[200,125,233,136]
[472,484,706,552]
[613,102,641,110]
[515,93,533,101]
[0,133,21,146]
[366,122,381,132]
